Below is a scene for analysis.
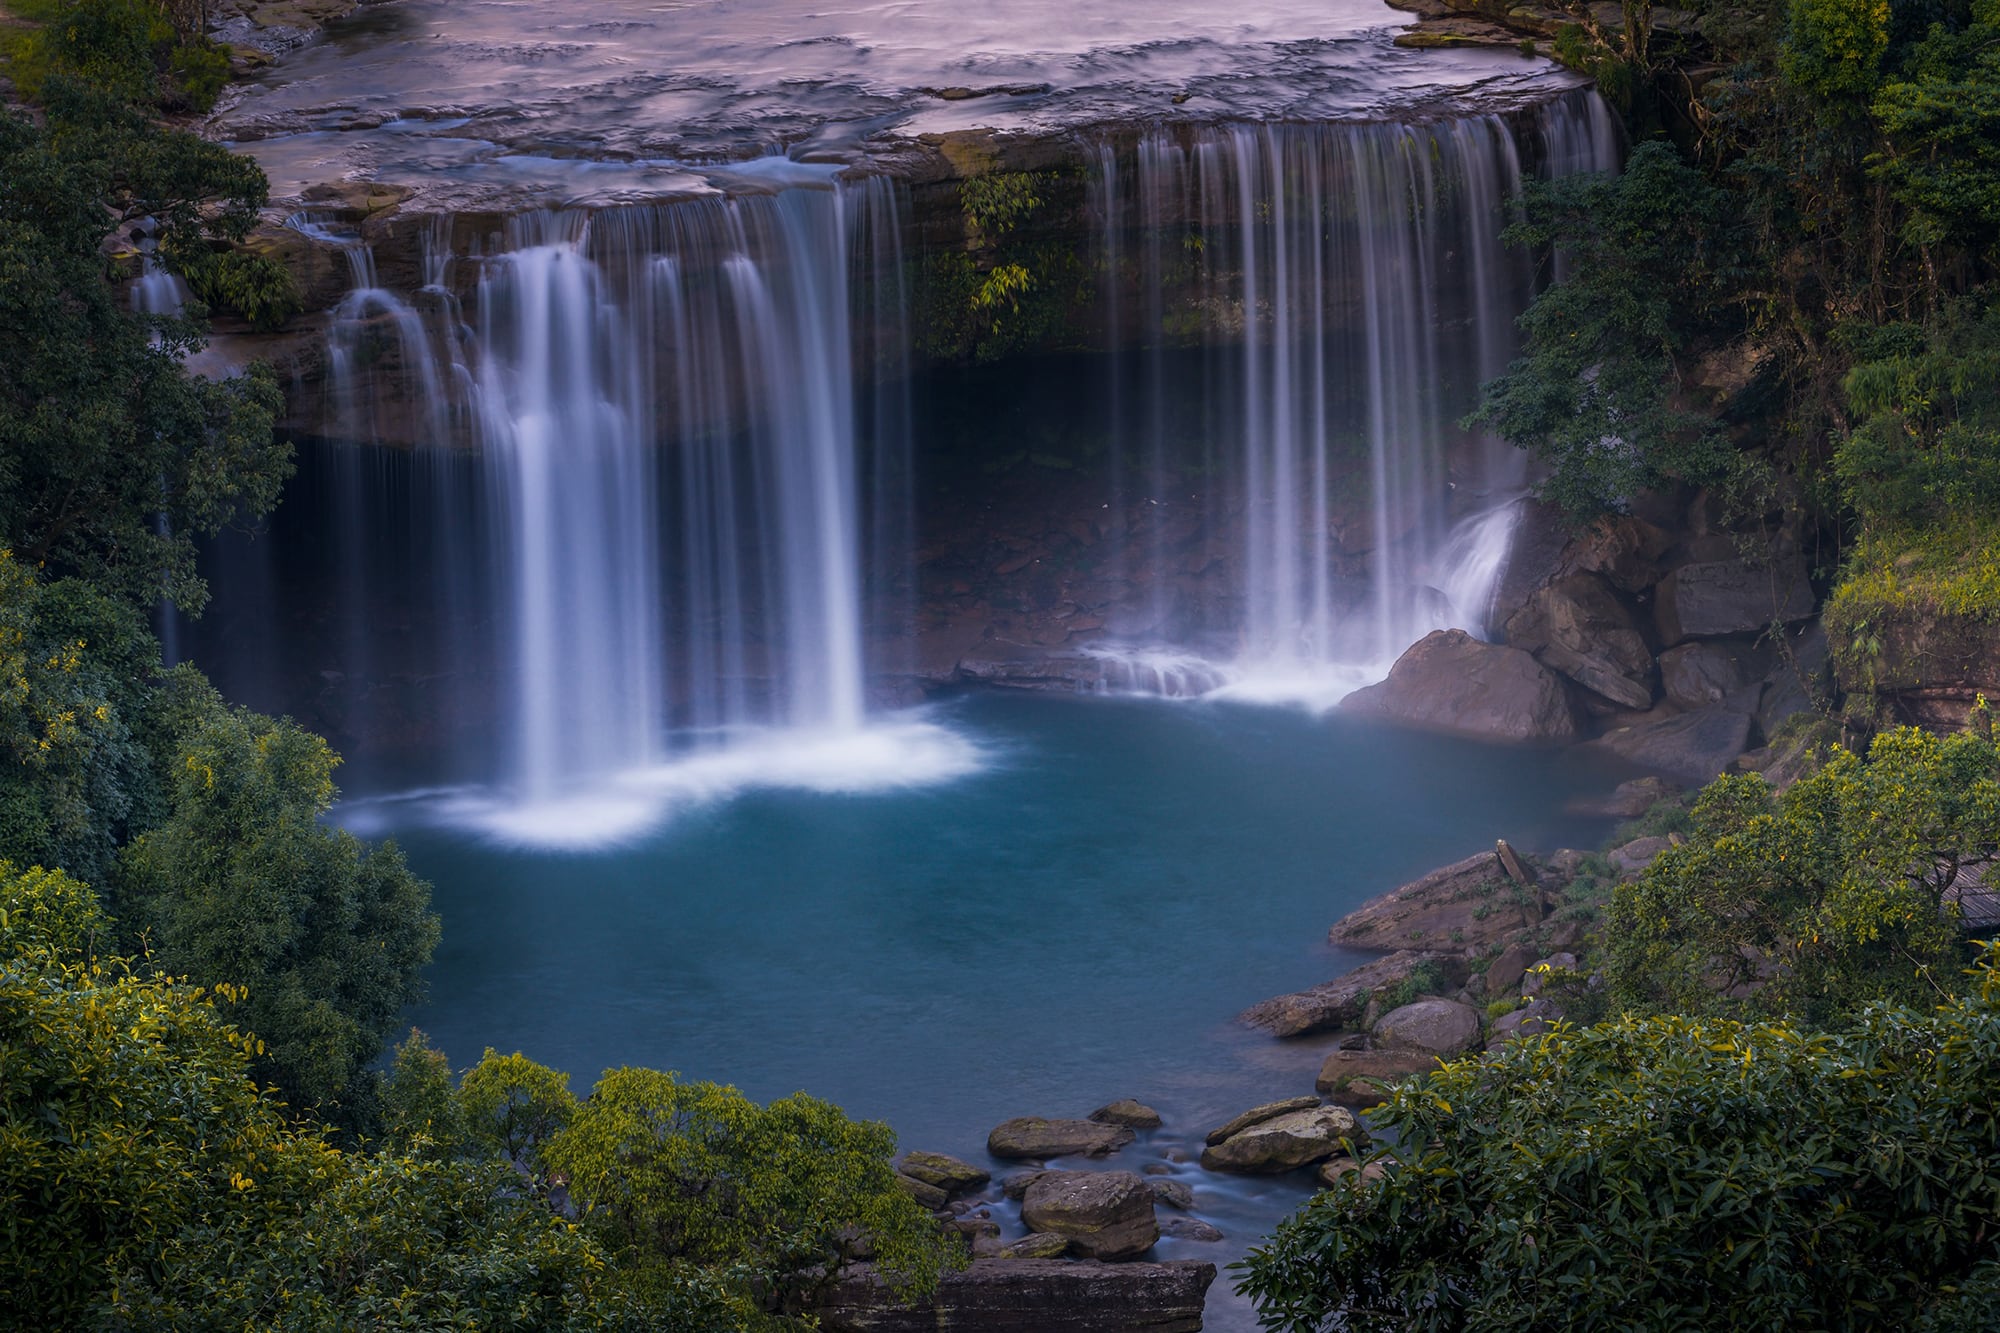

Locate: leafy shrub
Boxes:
[183,248,305,331]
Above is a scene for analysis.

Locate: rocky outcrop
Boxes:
[989,1118,1135,1160]
[1586,703,1755,785]
[1658,638,1768,711]
[1342,630,1585,744]
[1833,604,2000,730]
[1238,950,1463,1037]
[900,1151,992,1196]
[814,1259,1216,1333]
[1019,1172,1160,1260]
[1203,1097,1324,1145]
[1089,1099,1164,1130]
[1200,1104,1364,1174]
[1315,1048,1441,1104]
[1371,997,1482,1056]
[1327,850,1541,952]
[1655,554,1815,645]
[1506,573,1657,710]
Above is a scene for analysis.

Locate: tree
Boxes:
[543,1069,964,1314]
[1237,942,2000,1331]
[0,86,291,617]
[115,686,440,1119]
[1608,721,1999,1024]
[460,1046,582,1169]
[1466,142,1744,518]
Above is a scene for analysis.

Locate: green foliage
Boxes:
[19,0,233,112]
[543,1069,964,1312]
[1378,960,1448,1012]
[1871,8,2000,248]
[1782,0,1893,99]
[460,1046,581,1167]
[0,91,291,615]
[1608,722,1998,1023]
[1238,943,2000,1330]
[381,1027,470,1159]
[116,692,440,1117]
[0,553,164,885]
[0,859,107,957]
[1467,142,1742,518]
[183,247,307,331]
[959,171,1046,239]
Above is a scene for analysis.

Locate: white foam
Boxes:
[415,715,984,851]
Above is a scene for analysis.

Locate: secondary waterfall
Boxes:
[1085,88,1621,702]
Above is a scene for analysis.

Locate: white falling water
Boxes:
[1089,90,1621,706]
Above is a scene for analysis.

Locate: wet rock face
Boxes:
[1341,629,1586,744]
[814,1258,1216,1333]
[1654,554,1815,644]
[1019,1171,1160,1261]
[1506,573,1657,711]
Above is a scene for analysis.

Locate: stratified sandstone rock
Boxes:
[1587,704,1754,784]
[995,1233,1071,1259]
[988,1118,1134,1160]
[1315,1048,1441,1103]
[1371,997,1482,1056]
[1203,1096,1323,1146]
[1020,1171,1159,1260]
[1328,851,1539,952]
[1342,629,1584,743]
[1655,554,1814,645]
[1239,950,1463,1037]
[1200,1105,1363,1174]
[814,1258,1215,1333]
[1507,573,1657,710]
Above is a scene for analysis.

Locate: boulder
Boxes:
[988,1118,1134,1161]
[1203,1096,1324,1146]
[1608,835,1673,876]
[1371,997,1482,1056]
[1200,1105,1364,1174]
[1019,1171,1159,1261]
[1655,554,1814,645]
[1315,1047,1441,1102]
[1659,639,1766,711]
[1565,513,1673,593]
[814,1258,1215,1333]
[899,1151,991,1196]
[1564,774,1681,819]
[1316,1154,1391,1189]
[895,1173,949,1210]
[1506,573,1657,710]
[1001,1170,1052,1200]
[1089,1099,1163,1130]
[1483,941,1540,998]
[1158,1216,1225,1242]
[1329,850,1539,952]
[1587,704,1755,784]
[1146,1178,1195,1211]
[1239,949,1464,1037]
[1490,997,1564,1043]
[997,1233,1071,1260]
[1341,629,1585,744]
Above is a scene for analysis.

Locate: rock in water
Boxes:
[814,1259,1215,1333]
[988,1117,1135,1160]
[1341,629,1584,743]
[995,1232,1071,1259]
[894,1173,948,1210]
[1371,997,1483,1056]
[1019,1171,1160,1260]
[1200,1105,1364,1174]
[1146,1177,1195,1210]
[1088,1098,1164,1129]
[1203,1095,1322,1146]
[1158,1215,1225,1242]
[897,1151,991,1196]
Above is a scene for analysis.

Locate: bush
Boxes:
[1237,942,2000,1330]
[183,248,305,331]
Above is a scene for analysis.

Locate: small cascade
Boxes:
[1087,89,1621,703]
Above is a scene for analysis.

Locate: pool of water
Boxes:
[348,689,1627,1327]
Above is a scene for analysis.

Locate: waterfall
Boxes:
[1086,89,1621,703]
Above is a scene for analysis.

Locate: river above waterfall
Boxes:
[216,0,1587,206]
[338,689,1628,1328]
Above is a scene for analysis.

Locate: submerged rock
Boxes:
[988,1117,1135,1160]
[815,1258,1216,1333]
[1146,1178,1195,1211]
[1565,774,1680,818]
[1341,629,1585,744]
[1089,1099,1164,1130]
[1158,1215,1225,1242]
[1019,1171,1160,1261]
[1200,1104,1363,1174]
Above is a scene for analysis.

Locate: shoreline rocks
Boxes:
[988,1117,1136,1160]
[1201,1102,1363,1174]
[1020,1171,1160,1260]
[1341,629,1586,744]
[815,1258,1216,1333]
